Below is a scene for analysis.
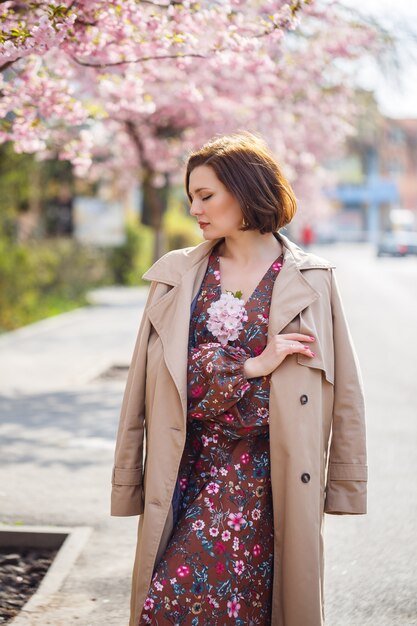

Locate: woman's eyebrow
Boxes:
[190,187,212,196]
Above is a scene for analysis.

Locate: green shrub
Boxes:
[0,236,109,332]
[107,218,153,285]
[164,202,201,251]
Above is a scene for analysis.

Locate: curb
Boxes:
[0,524,92,624]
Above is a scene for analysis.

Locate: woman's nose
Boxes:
[189,200,201,217]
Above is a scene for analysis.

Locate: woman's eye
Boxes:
[202,195,212,201]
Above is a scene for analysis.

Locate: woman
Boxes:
[111,132,367,626]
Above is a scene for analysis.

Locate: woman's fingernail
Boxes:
[310,336,315,341]
[311,351,315,356]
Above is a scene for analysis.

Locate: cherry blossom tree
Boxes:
[0,1,381,255]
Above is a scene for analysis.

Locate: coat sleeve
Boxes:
[110,281,160,517]
[324,269,368,515]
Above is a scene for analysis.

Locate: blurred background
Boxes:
[0,1,416,625]
[0,0,416,332]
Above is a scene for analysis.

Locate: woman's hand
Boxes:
[243,333,315,379]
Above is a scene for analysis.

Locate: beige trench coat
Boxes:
[111,232,367,626]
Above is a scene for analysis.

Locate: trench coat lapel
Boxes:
[144,240,217,422]
[268,240,320,336]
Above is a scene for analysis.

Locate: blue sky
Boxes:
[340,0,417,118]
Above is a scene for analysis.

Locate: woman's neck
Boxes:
[218,232,283,265]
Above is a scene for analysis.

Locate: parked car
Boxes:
[377,231,417,257]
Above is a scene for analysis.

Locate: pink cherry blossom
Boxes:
[0,0,382,239]
[207,292,247,346]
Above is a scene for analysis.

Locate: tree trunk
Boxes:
[141,167,169,262]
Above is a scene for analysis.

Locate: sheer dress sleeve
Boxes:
[187,342,252,419]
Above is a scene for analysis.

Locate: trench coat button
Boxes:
[301,473,311,484]
[300,394,308,405]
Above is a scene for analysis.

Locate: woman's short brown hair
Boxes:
[185,132,297,233]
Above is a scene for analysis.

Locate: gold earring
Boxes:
[241,217,248,228]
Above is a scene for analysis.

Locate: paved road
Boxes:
[320,244,417,626]
[0,287,149,626]
[1,247,416,625]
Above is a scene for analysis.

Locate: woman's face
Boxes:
[188,165,244,239]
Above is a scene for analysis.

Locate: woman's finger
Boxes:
[285,340,315,356]
[280,333,315,342]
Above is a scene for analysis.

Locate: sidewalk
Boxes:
[0,287,149,626]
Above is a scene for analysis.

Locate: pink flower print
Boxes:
[191,411,204,419]
[272,261,283,271]
[207,594,220,609]
[228,511,245,531]
[252,544,261,557]
[143,597,154,611]
[214,269,221,281]
[192,520,205,531]
[227,598,241,618]
[207,482,220,495]
[210,466,218,477]
[177,565,190,578]
[179,477,188,491]
[233,560,245,575]
[191,384,204,398]
[209,527,219,537]
[212,433,218,443]
[201,435,209,447]
[204,496,214,509]
[224,412,235,422]
[257,407,269,419]
[214,541,226,555]
[161,579,167,585]
[221,530,231,541]
[215,561,225,574]
[191,349,202,361]
[251,508,261,520]
[205,361,213,373]
[233,536,240,551]
[239,381,251,395]
[240,452,250,465]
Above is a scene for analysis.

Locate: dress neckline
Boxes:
[213,248,284,306]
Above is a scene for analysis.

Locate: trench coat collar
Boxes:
[142,232,335,420]
[142,232,334,286]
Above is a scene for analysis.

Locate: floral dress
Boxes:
[139,245,284,625]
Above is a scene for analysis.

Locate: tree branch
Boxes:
[71,51,208,67]
[0,58,22,73]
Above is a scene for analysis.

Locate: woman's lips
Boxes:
[199,222,210,229]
